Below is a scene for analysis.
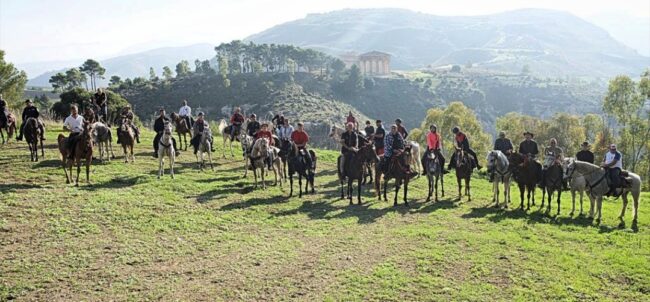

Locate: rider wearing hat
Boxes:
[518,131,543,184]
[152,108,180,158]
[247,114,260,137]
[191,112,214,154]
[421,124,447,175]
[576,141,594,164]
[17,99,44,141]
[448,126,482,170]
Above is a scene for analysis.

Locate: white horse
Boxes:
[563,159,641,228]
[91,122,115,162]
[240,133,254,178]
[218,119,247,158]
[157,122,175,179]
[486,150,512,208]
[407,141,421,174]
[196,126,214,171]
[562,158,594,216]
[249,138,283,189]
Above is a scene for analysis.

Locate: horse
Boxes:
[338,138,377,205]
[24,117,44,162]
[287,142,316,198]
[240,133,254,178]
[0,112,16,144]
[406,141,422,174]
[561,158,593,216]
[376,149,413,206]
[425,151,445,202]
[170,112,191,151]
[328,124,345,140]
[509,153,539,210]
[118,118,135,163]
[57,123,93,186]
[196,126,214,171]
[486,150,512,208]
[91,122,115,162]
[218,119,245,158]
[278,138,292,179]
[541,154,564,215]
[453,149,473,201]
[158,121,175,179]
[249,138,283,189]
[563,159,641,228]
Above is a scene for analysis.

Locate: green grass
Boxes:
[1,127,649,301]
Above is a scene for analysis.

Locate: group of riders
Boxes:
[2,93,626,196]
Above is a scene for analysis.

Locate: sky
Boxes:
[1,0,649,64]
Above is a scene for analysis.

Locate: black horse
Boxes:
[287,142,317,198]
[542,158,564,215]
[338,138,377,205]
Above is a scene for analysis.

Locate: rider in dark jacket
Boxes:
[152,109,179,157]
[518,131,543,184]
[17,99,44,141]
[447,127,482,170]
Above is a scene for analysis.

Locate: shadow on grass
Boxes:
[0,183,44,193]
[80,175,149,191]
[32,159,62,168]
[218,195,288,210]
[196,181,253,203]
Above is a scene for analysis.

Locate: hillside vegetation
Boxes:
[1,128,648,301]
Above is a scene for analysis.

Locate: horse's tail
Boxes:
[218,119,227,134]
[57,134,66,160]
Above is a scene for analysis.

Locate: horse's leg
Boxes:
[357,177,362,205]
[208,150,214,171]
[347,178,353,205]
[75,159,81,186]
[426,175,432,202]
[63,160,71,184]
[40,136,44,157]
[261,165,267,189]
[403,178,409,205]
[596,196,603,223]
[253,167,258,189]
[85,155,91,184]
[158,155,164,179]
[170,153,175,179]
[289,172,294,197]
[579,190,584,216]
[229,140,234,157]
[466,178,471,201]
[632,190,639,224]
[589,194,595,218]
[393,178,401,206]
[556,190,561,216]
[222,135,227,158]
[619,192,628,222]
[570,189,576,216]
[457,177,461,200]
[383,179,388,201]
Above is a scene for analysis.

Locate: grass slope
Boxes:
[1,128,648,301]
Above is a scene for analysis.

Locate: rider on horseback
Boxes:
[83,104,96,124]
[17,99,45,141]
[191,112,215,154]
[116,106,140,144]
[364,120,375,138]
[255,123,275,169]
[291,122,314,169]
[63,105,84,159]
[229,107,244,141]
[0,94,7,128]
[576,141,594,164]
[153,108,180,158]
[448,127,482,171]
[542,138,564,189]
[395,118,408,140]
[346,111,358,131]
[178,100,194,129]
[247,114,260,137]
[518,131,542,184]
[93,88,108,125]
[490,131,513,182]
[340,122,359,173]
[383,124,415,176]
[277,119,293,142]
[602,144,623,197]
[271,112,285,129]
[373,120,385,156]
[421,124,447,176]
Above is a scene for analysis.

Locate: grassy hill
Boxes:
[1,127,648,300]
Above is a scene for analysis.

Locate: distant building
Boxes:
[339,51,391,76]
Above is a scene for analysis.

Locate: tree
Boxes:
[340,64,364,96]
[545,113,586,156]
[0,50,28,108]
[175,60,191,77]
[109,75,122,88]
[330,58,346,79]
[65,68,86,89]
[418,102,491,165]
[162,66,173,80]
[33,94,50,109]
[149,67,158,82]
[581,114,605,143]
[451,65,461,73]
[79,59,105,90]
[603,75,649,172]
[49,72,69,92]
[51,88,132,122]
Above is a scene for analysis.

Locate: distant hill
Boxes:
[26,43,215,87]
[247,8,649,77]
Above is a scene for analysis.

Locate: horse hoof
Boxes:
[617,221,625,229]
[569,211,574,217]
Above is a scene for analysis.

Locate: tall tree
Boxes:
[0,50,28,109]
[65,68,86,90]
[49,72,69,92]
[109,75,122,88]
[162,66,173,80]
[149,67,158,81]
[175,60,191,77]
[79,59,105,90]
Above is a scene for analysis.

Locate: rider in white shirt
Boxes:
[277,118,294,141]
[62,105,85,158]
[178,100,193,128]
[602,144,623,196]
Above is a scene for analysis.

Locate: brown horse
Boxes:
[1,112,16,144]
[453,149,473,201]
[509,153,539,210]
[170,112,191,151]
[541,155,564,215]
[338,138,377,205]
[376,149,413,206]
[24,117,44,161]
[118,118,135,163]
[57,123,93,186]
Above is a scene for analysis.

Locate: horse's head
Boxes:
[360,141,379,163]
[328,125,337,138]
[486,150,498,173]
[562,157,577,180]
[163,121,173,136]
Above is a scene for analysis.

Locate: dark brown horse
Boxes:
[170,112,190,151]
[57,122,93,186]
[287,142,316,198]
[541,155,564,215]
[509,153,539,210]
[24,117,44,161]
[338,138,377,205]
[453,149,473,201]
[118,117,135,163]
[1,112,16,144]
[376,149,413,206]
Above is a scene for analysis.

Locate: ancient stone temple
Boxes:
[339,51,391,76]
